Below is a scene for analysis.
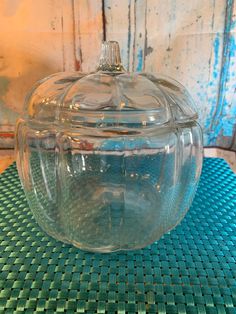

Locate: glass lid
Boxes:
[24,41,198,126]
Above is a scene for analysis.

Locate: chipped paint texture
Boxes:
[0,0,235,150]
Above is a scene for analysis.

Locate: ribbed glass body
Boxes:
[16,41,203,252]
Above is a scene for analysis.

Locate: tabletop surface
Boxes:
[0,158,235,313]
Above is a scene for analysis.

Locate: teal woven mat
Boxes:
[0,158,235,313]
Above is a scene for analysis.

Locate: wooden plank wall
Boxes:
[0,0,235,150]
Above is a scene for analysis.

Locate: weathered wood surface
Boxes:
[207,0,236,150]
[0,0,70,128]
[0,0,102,138]
[0,0,235,150]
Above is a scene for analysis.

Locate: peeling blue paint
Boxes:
[229,35,236,57]
[215,34,236,139]
[136,49,143,72]
[207,0,236,146]
[213,34,220,79]
[204,33,221,137]
[222,118,235,137]
[231,19,236,29]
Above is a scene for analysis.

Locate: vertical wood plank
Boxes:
[73,0,103,72]
[105,0,135,71]
[105,0,146,71]
[61,0,77,71]
[208,0,236,149]
[132,0,147,72]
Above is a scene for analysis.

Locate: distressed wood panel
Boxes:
[0,0,235,151]
[105,0,134,70]
[145,0,227,148]
[0,0,103,143]
[207,0,236,149]
[73,0,103,72]
[104,0,147,72]
[105,0,227,147]
[0,0,75,131]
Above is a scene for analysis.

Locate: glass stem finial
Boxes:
[97,41,125,72]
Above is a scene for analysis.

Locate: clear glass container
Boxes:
[16,41,203,252]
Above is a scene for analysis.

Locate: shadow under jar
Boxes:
[16,41,203,252]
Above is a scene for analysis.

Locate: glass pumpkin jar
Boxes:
[16,41,203,252]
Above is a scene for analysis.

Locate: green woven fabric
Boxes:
[0,158,235,313]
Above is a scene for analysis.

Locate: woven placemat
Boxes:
[0,158,235,313]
